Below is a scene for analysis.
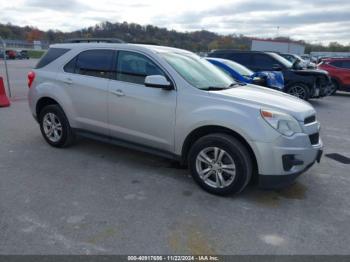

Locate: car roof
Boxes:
[322,57,350,61]
[210,49,264,54]
[50,43,192,55]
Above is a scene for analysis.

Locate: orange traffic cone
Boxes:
[0,76,10,107]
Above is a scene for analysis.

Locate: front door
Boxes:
[108,51,177,152]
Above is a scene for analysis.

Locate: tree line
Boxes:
[0,21,349,53]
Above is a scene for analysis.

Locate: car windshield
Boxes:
[269,53,293,68]
[161,52,234,90]
[219,59,253,76]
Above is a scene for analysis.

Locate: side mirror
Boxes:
[145,75,173,90]
[272,64,283,71]
[252,76,266,86]
[292,60,303,70]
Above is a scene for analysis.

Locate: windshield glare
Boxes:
[220,59,253,76]
[269,53,293,68]
[161,52,234,90]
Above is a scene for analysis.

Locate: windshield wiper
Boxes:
[227,82,246,88]
[203,86,228,91]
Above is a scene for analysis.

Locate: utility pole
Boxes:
[0,36,11,97]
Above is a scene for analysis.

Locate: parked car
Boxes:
[300,54,310,61]
[208,50,332,100]
[28,43,323,196]
[18,50,30,59]
[280,53,316,69]
[205,57,284,90]
[5,50,17,59]
[318,58,350,94]
[0,50,6,59]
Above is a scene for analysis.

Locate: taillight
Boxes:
[28,71,35,88]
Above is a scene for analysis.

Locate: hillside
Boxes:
[0,21,349,53]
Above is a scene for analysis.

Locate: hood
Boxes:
[209,85,315,121]
[293,68,329,76]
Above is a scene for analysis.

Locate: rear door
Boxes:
[251,53,277,71]
[107,50,177,152]
[228,53,253,69]
[59,49,115,135]
[330,61,350,87]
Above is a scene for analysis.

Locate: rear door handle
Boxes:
[111,89,125,97]
[63,78,73,85]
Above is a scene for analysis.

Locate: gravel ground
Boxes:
[0,59,350,255]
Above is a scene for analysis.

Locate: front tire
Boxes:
[286,84,310,100]
[39,105,74,148]
[330,79,339,95]
[188,134,253,196]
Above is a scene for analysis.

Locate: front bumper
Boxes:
[252,132,323,189]
[259,149,323,189]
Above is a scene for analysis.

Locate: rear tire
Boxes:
[188,134,252,196]
[286,83,310,100]
[38,105,74,148]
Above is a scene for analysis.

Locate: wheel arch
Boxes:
[36,97,60,118]
[181,125,258,180]
[331,77,341,88]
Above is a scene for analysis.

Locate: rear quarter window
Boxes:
[36,48,70,69]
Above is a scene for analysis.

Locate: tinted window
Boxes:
[253,54,277,69]
[64,57,77,73]
[116,51,165,85]
[75,50,114,78]
[229,53,251,65]
[342,61,350,69]
[36,48,70,69]
[330,61,343,68]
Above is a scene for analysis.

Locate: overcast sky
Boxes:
[1,0,349,44]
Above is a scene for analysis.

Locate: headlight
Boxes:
[261,109,302,136]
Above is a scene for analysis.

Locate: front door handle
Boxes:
[111,89,125,97]
[63,78,73,85]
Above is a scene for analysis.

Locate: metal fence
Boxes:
[2,39,49,50]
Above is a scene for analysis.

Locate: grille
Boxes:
[309,133,320,145]
[304,115,316,124]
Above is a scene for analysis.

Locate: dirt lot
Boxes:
[0,59,350,254]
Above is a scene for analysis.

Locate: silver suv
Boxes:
[28,43,323,195]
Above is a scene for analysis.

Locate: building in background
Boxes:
[251,39,305,55]
[310,51,350,59]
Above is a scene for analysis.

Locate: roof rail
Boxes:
[64,38,125,43]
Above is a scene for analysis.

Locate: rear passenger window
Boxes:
[116,51,165,85]
[36,48,70,69]
[253,54,276,69]
[74,50,114,79]
[342,61,350,69]
[330,61,343,68]
[229,53,251,65]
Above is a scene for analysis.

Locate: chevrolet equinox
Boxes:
[28,43,323,195]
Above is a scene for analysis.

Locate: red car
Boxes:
[5,50,17,59]
[318,58,350,94]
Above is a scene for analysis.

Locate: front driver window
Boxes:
[116,51,165,85]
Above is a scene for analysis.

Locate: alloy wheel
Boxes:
[195,147,236,189]
[42,112,63,143]
[288,85,307,99]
